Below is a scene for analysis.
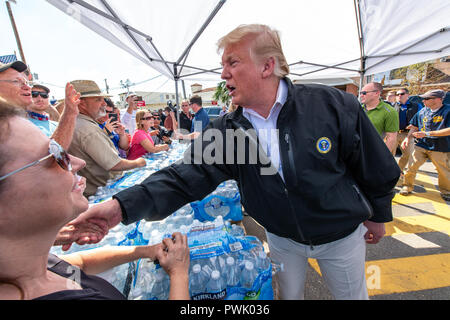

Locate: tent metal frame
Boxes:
[63,0,449,102]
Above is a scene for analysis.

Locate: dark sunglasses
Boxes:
[31,91,49,99]
[396,92,406,96]
[422,97,437,101]
[0,139,72,182]
[360,90,378,95]
[142,117,154,121]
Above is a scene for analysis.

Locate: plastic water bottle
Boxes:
[207,270,226,293]
[189,264,209,297]
[204,197,230,218]
[225,256,240,287]
[240,261,258,289]
[229,224,245,237]
[255,251,270,272]
[150,269,170,300]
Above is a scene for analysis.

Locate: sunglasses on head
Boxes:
[0,139,71,182]
[32,91,49,99]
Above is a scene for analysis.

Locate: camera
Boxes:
[108,113,118,122]
[157,126,172,145]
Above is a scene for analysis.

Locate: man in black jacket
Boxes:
[65,24,400,299]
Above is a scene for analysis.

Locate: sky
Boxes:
[0,0,202,102]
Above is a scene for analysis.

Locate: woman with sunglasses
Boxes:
[0,104,190,300]
[127,110,169,160]
[27,84,59,138]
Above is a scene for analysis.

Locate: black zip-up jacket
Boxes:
[114,78,400,246]
[394,100,420,131]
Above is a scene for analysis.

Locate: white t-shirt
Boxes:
[121,109,137,135]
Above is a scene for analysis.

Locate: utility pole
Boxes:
[104,78,110,94]
[6,0,27,66]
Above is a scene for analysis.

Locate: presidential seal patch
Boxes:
[316,137,332,154]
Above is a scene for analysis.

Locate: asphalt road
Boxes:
[241,159,450,300]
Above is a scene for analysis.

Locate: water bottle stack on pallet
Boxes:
[120,215,278,300]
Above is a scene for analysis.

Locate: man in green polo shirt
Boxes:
[360,82,399,154]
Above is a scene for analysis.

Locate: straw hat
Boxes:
[69,80,112,98]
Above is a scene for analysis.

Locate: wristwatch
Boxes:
[425,131,431,137]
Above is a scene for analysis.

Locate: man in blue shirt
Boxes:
[173,95,210,140]
[190,95,210,133]
[27,84,58,137]
[400,89,450,201]
[394,88,421,175]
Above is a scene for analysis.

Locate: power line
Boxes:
[38,74,165,93]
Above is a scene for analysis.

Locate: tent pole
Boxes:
[174,64,181,129]
[182,80,187,99]
[354,0,365,94]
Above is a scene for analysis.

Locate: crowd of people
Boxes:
[0,22,448,300]
[360,82,449,201]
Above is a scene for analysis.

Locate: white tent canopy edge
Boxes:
[46,0,450,102]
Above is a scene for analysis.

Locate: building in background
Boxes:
[371,57,450,96]
[118,91,178,111]
[293,77,360,97]
[190,83,219,107]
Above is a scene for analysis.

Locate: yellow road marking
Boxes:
[308,254,450,296]
[366,254,450,295]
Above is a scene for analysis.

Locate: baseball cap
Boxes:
[126,92,137,100]
[32,84,50,94]
[419,89,445,99]
[0,61,28,73]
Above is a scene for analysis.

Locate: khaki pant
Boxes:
[403,146,450,196]
[396,131,414,172]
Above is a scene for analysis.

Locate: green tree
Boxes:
[213,81,231,107]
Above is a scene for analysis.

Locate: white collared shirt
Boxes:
[242,79,288,181]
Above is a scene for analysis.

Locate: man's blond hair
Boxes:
[217,24,290,78]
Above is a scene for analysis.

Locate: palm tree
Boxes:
[213,81,231,107]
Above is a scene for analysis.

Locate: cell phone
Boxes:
[108,113,118,122]
[136,96,143,101]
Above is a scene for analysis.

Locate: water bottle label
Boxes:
[244,290,261,300]
[229,241,243,252]
[192,289,227,300]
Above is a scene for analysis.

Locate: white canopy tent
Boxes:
[46,0,450,104]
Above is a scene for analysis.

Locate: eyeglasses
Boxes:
[32,91,49,99]
[422,97,437,101]
[360,90,378,95]
[0,79,32,88]
[396,92,406,96]
[142,117,154,120]
[0,139,72,182]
